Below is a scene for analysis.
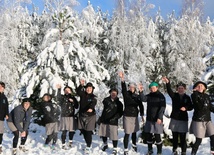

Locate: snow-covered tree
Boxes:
[16,6,110,100]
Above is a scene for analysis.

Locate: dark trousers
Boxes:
[172,132,187,153]
[61,130,75,144]
[0,134,3,145]
[13,130,28,148]
[45,132,58,145]
[81,129,92,147]
[123,132,137,149]
[102,137,118,148]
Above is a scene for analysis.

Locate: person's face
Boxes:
[195,84,206,93]
[0,84,5,93]
[43,95,50,102]
[177,86,186,95]
[129,85,136,93]
[110,91,118,100]
[64,88,72,95]
[150,86,158,93]
[86,86,93,94]
[23,102,30,110]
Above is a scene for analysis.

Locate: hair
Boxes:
[0,81,5,88]
[176,82,186,89]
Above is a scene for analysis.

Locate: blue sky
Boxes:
[31,0,214,20]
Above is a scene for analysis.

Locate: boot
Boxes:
[0,146,2,154]
[111,149,117,155]
[101,144,108,151]
[132,144,137,152]
[69,140,73,148]
[146,143,153,155]
[12,148,17,155]
[191,146,198,155]
[124,149,128,155]
[157,143,162,155]
[19,145,28,152]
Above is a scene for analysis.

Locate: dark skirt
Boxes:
[169,118,188,133]
[78,115,96,131]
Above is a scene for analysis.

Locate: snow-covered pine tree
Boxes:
[15,5,110,123]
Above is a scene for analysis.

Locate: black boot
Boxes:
[157,143,162,155]
[191,147,198,155]
[146,144,153,155]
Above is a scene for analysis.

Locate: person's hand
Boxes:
[21,131,26,137]
[180,107,186,111]
[69,98,73,102]
[138,83,144,92]
[5,115,8,120]
[118,71,124,81]
[56,84,61,89]
[87,109,93,113]
[80,79,85,86]
[141,116,145,123]
[162,77,169,83]
[157,119,162,124]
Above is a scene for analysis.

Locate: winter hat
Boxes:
[149,82,159,88]
[84,82,95,89]
[193,81,207,90]
[109,88,119,94]
[176,82,186,88]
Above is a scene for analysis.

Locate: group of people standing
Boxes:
[0,71,214,155]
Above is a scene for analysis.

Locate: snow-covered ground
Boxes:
[0,122,212,155]
[1,94,214,155]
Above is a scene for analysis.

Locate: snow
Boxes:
[0,94,212,155]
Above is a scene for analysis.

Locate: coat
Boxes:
[100,96,123,125]
[121,82,144,117]
[166,83,193,121]
[0,92,9,121]
[76,85,97,117]
[41,101,60,124]
[57,89,78,117]
[8,105,33,132]
[145,91,166,122]
[191,91,214,122]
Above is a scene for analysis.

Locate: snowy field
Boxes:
[0,123,212,155]
[1,95,214,155]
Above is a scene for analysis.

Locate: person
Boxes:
[76,79,97,154]
[190,81,214,155]
[162,77,193,155]
[7,98,33,155]
[118,72,144,155]
[98,88,123,155]
[0,82,9,154]
[56,85,79,149]
[141,82,166,155]
[41,93,60,149]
